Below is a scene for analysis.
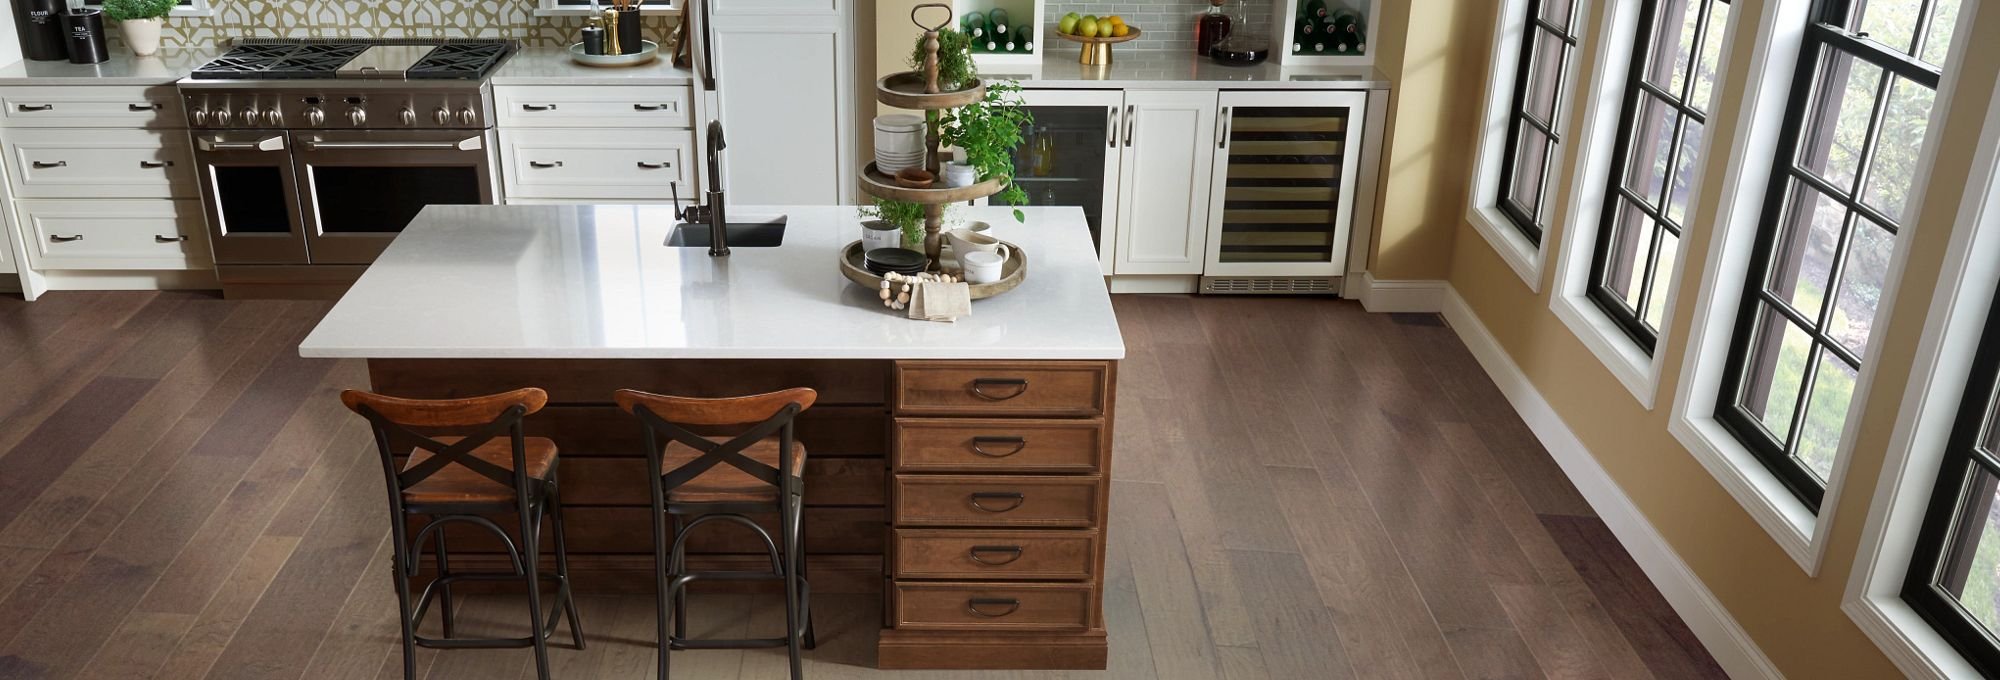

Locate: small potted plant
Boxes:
[940,81,1033,222]
[103,0,175,57]
[860,198,928,250]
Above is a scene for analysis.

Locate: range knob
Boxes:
[190,108,208,126]
[303,106,325,127]
[239,107,258,126]
[212,108,232,126]
[264,108,284,127]
[399,107,417,127]
[346,106,367,126]
[433,107,451,125]
[455,108,477,126]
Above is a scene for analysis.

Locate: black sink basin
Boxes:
[667,216,788,248]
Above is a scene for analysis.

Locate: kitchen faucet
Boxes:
[672,120,730,256]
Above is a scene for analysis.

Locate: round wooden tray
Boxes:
[840,240,1027,300]
[1054,26,1142,44]
[877,72,985,110]
[859,162,1005,204]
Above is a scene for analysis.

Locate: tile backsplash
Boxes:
[1038,0,1271,53]
[152,0,674,48]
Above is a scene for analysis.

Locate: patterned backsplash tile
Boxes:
[153,0,675,48]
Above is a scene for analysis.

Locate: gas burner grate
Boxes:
[408,42,514,80]
[192,42,371,79]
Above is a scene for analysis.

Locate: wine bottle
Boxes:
[989,8,1010,35]
[965,12,988,39]
[1002,32,1018,51]
[1303,0,1329,19]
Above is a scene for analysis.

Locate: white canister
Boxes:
[861,220,902,252]
[961,250,1004,284]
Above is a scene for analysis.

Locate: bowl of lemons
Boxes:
[1054,13,1139,64]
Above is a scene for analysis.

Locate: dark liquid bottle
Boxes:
[1195,0,1231,56]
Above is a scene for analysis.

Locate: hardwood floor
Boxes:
[0,291,1725,679]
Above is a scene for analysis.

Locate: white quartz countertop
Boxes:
[986,50,1389,90]
[298,205,1126,360]
[0,48,222,85]
[490,47,694,85]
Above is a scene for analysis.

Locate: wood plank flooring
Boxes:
[0,291,1725,679]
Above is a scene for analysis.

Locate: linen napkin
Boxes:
[908,280,972,322]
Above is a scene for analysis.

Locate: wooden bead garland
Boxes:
[879,270,958,311]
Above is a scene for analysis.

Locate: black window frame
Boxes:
[1587,0,1730,351]
[1495,0,1584,246]
[1715,0,1949,509]
[1903,291,2000,677]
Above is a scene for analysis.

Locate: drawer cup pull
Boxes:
[969,491,1025,513]
[529,161,564,168]
[637,161,670,169]
[139,160,173,168]
[969,435,1027,457]
[48,234,83,243]
[634,103,670,111]
[521,104,558,111]
[967,545,1025,566]
[155,234,188,243]
[965,598,1021,618]
[31,161,67,169]
[129,103,161,112]
[16,104,52,112]
[970,377,1029,401]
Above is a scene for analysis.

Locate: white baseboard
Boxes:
[1354,272,1448,312]
[1441,286,1785,680]
[40,269,220,292]
[1107,275,1199,294]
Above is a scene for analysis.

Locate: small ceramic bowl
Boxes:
[894,168,936,189]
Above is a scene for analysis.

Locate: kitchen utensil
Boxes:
[894,168,935,189]
[61,8,106,64]
[861,220,903,252]
[11,0,65,61]
[941,161,976,188]
[945,228,1011,263]
[570,39,659,67]
[865,247,928,272]
[961,250,1004,284]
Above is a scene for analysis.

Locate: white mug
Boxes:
[861,220,902,252]
[961,250,1004,284]
[945,228,1010,263]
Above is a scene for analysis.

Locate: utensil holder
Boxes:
[616,10,643,57]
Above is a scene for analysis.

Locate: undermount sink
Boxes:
[667,215,788,248]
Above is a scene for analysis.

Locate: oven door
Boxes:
[292,129,497,265]
[193,131,309,265]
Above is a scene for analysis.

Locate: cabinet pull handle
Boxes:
[637,161,669,169]
[139,160,173,168]
[155,234,188,243]
[1124,105,1135,147]
[520,104,557,111]
[529,161,564,168]
[970,377,1029,401]
[967,545,1025,566]
[633,103,671,111]
[1106,107,1118,148]
[969,491,1025,513]
[970,435,1027,457]
[129,103,160,112]
[1218,106,1230,149]
[965,598,1021,618]
[48,234,82,243]
[31,161,66,168]
[16,104,52,112]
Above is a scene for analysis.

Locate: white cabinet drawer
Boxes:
[500,128,694,201]
[4,128,195,199]
[0,85,184,129]
[495,85,693,128]
[19,199,210,271]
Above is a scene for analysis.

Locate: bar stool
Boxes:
[614,387,819,680]
[342,388,586,680]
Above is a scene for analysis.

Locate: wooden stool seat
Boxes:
[402,436,560,505]
[660,438,806,503]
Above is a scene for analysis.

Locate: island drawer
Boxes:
[0,85,184,129]
[893,418,1104,473]
[495,85,693,128]
[3,128,195,199]
[893,361,1109,417]
[499,128,694,200]
[892,529,1097,581]
[890,582,1094,632]
[18,199,210,271]
[892,475,1100,528]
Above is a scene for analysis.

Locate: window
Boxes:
[80,0,210,16]
[1905,294,2000,677]
[1716,0,1958,508]
[1588,0,1732,350]
[1497,0,1585,245]
[539,0,678,13]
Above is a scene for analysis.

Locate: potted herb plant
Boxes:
[908,28,976,91]
[939,81,1033,223]
[859,198,927,249]
[103,0,174,56]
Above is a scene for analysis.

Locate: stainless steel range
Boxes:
[177,39,513,276]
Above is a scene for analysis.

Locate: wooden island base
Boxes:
[366,356,1116,671]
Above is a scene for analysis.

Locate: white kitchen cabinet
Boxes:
[1113,90,1218,276]
[499,128,695,201]
[702,0,853,205]
[494,85,693,129]
[1201,90,1368,277]
[2,128,195,199]
[1014,89,1125,272]
[0,85,183,129]
[17,199,210,271]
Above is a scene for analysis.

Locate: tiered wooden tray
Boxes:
[839,240,1027,300]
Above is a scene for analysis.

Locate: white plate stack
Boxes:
[874,114,926,174]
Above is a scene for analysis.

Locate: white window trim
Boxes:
[1845,10,1999,676]
[535,0,680,17]
[1671,0,1972,575]
[1466,0,1590,293]
[80,0,213,18]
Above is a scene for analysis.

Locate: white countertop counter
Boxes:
[985,50,1389,90]
[491,47,694,85]
[0,49,222,86]
[298,205,1126,361]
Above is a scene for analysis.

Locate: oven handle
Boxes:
[197,136,286,153]
[300,137,483,152]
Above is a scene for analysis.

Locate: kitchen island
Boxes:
[298,204,1125,670]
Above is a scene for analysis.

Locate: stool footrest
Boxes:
[676,570,784,582]
[669,637,791,650]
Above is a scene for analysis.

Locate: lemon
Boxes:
[1108,15,1124,26]
[1058,14,1078,34]
[1076,17,1099,38]
[1097,20,1115,37]
[1112,24,1130,37]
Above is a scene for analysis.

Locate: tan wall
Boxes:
[1447,0,2000,676]
[1366,0,1496,279]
